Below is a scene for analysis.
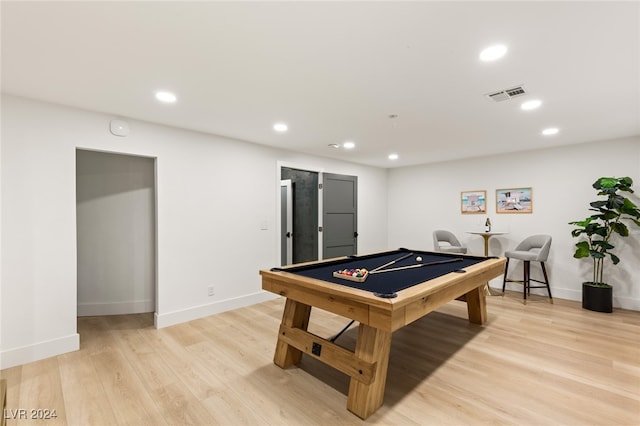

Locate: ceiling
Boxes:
[2,1,639,168]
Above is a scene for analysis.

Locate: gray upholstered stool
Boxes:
[502,234,553,303]
[432,230,468,254]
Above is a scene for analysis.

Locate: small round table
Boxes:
[467,231,509,256]
[467,231,509,295]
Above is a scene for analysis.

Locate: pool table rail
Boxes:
[261,254,505,332]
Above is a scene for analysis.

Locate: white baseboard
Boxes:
[0,292,277,368]
[77,299,155,316]
[154,291,278,329]
[0,333,80,370]
[490,283,639,311]
[613,295,640,311]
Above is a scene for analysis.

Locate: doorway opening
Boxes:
[281,167,319,264]
[278,164,358,266]
[75,149,157,317]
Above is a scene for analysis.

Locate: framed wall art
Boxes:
[496,187,533,214]
[461,190,486,214]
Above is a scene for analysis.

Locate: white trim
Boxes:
[75,147,160,323]
[276,161,324,175]
[318,172,324,260]
[614,295,640,311]
[489,282,639,311]
[275,161,284,267]
[77,299,155,317]
[280,179,293,265]
[154,291,277,329]
[0,333,80,369]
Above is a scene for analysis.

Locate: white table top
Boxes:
[466,231,508,236]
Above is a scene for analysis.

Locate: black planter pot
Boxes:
[582,282,613,313]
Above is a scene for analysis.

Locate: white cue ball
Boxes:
[416,256,423,262]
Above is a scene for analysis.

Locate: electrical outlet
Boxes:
[208,286,215,296]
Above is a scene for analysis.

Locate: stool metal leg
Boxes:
[502,258,510,293]
[523,260,530,302]
[541,262,553,302]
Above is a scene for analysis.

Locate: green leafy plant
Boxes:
[569,177,640,287]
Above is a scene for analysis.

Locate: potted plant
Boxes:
[569,176,640,312]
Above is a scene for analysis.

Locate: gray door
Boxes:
[323,173,358,258]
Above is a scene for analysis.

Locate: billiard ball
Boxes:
[416,256,423,262]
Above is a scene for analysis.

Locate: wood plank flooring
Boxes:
[2,292,639,425]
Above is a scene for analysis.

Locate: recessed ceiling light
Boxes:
[479,45,507,62]
[343,141,355,149]
[155,91,177,103]
[328,143,340,149]
[273,123,288,132]
[388,153,399,160]
[542,127,559,136]
[521,99,542,110]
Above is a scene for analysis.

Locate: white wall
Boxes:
[0,94,388,368]
[387,137,640,310]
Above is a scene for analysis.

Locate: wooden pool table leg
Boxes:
[273,298,312,368]
[465,285,487,325]
[347,323,392,419]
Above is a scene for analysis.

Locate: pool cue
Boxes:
[370,252,414,272]
[369,258,463,274]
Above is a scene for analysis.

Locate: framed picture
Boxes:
[461,190,486,214]
[496,187,533,214]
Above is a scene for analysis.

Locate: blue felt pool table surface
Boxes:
[272,248,489,297]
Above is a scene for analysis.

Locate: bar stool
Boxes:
[502,234,553,303]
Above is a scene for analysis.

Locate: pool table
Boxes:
[260,248,506,419]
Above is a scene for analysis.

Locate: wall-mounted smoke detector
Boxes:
[485,85,527,102]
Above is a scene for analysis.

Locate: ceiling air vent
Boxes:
[485,85,526,102]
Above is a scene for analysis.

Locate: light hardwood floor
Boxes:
[2,292,639,425]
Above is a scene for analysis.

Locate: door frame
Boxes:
[280,179,293,265]
[276,161,324,266]
[75,147,159,319]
